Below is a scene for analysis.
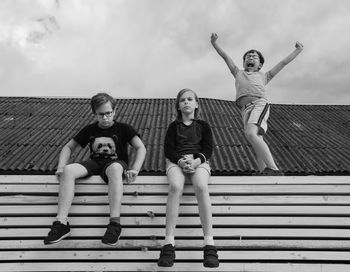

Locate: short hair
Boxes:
[243,49,265,67]
[175,88,200,121]
[90,93,117,114]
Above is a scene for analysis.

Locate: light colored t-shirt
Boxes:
[235,70,272,103]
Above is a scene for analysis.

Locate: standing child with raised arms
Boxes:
[157,89,219,268]
[211,33,303,174]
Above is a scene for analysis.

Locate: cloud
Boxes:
[0,0,349,104]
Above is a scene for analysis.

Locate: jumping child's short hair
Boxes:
[90,93,117,114]
[243,49,265,67]
[175,88,200,121]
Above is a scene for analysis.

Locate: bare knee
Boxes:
[167,168,185,196]
[168,182,183,196]
[193,182,208,195]
[105,163,124,181]
[62,164,85,180]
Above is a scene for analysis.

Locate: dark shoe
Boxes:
[44,221,70,245]
[261,167,284,176]
[157,244,175,267]
[102,221,122,246]
[203,245,219,268]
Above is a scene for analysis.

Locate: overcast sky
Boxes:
[0,0,349,104]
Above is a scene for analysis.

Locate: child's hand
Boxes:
[211,33,218,44]
[55,167,64,179]
[125,169,139,183]
[178,158,187,169]
[183,164,195,174]
[295,41,304,51]
[187,158,201,170]
[183,158,200,174]
[178,158,195,174]
[183,167,195,174]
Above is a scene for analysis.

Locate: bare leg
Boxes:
[245,124,278,171]
[191,167,213,239]
[105,163,124,218]
[165,166,185,242]
[57,163,88,220]
[255,134,267,171]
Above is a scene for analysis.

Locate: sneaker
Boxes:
[157,244,176,267]
[261,167,284,176]
[44,221,70,245]
[101,221,122,246]
[203,245,219,268]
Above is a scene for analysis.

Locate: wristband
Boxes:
[194,153,206,164]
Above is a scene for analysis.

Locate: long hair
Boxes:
[175,88,199,121]
[90,92,117,114]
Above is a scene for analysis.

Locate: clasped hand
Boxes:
[179,157,200,174]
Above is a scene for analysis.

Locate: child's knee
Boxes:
[62,164,72,175]
[169,182,183,195]
[105,163,124,178]
[62,164,84,179]
[193,182,208,194]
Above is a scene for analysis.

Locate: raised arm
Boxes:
[211,33,239,77]
[267,41,304,81]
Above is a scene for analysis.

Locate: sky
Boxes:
[0,0,349,105]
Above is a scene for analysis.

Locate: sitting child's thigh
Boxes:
[165,159,185,184]
[196,162,211,176]
[64,163,90,178]
[192,164,211,184]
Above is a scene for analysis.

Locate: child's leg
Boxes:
[192,166,219,268]
[255,136,268,171]
[191,167,214,245]
[57,163,88,222]
[158,162,185,266]
[104,162,125,218]
[165,165,186,245]
[245,123,278,171]
[44,163,88,245]
[101,162,125,246]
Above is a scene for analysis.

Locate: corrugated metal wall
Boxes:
[0,97,349,174]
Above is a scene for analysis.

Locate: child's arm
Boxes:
[196,122,213,167]
[211,33,239,77]
[126,136,146,183]
[56,139,80,177]
[267,41,304,81]
[164,123,192,172]
[164,122,183,165]
[187,121,213,171]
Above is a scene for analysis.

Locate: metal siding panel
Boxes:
[0,97,350,174]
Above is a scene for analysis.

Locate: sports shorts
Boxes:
[241,98,270,135]
[78,159,127,183]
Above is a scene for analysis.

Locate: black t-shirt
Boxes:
[73,121,139,165]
